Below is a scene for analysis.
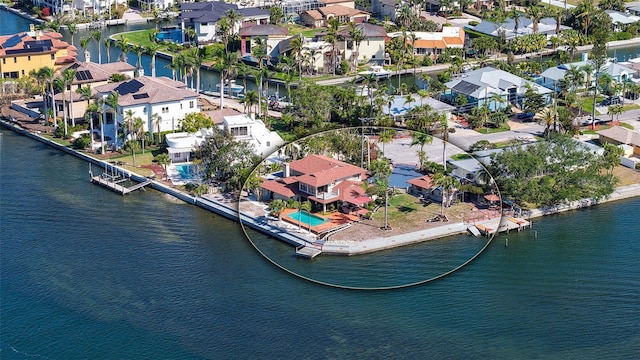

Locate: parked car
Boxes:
[601,96,623,106]
[517,112,535,120]
[597,118,612,124]
[581,117,602,126]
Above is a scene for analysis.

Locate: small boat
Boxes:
[216,80,244,94]
[358,65,392,80]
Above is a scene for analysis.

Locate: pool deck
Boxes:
[281,208,359,234]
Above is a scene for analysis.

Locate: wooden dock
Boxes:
[475,217,531,237]
[295,245,322,259]
[90,174,152,195]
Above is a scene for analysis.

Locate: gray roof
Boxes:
[446,67,552,99]
[382,94,454,117]
[470,17,568,39]
[448,158,483,173]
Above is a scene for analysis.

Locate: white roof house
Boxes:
[381,93,455,121]
[469,17,570,40]
[223,114,285,158]
[537,54,635,91]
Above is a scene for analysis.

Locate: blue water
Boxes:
[2,127,640,358]
[175,163,195,180]
[286,210,328,226]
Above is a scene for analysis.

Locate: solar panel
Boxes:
[71,63,81,69]
[132,93,149,99]
[75,70,93,81]
[3,34,22,49]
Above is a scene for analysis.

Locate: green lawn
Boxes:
[620,122,634,130]
[118,30,156,48]
[475,124,510,134]
[371,193,421,222]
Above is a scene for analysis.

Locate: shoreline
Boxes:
[2,118,639,257]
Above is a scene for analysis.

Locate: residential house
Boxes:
[300,5,369,27]
[238,24,289,60]
[259,154,371,212]
[180,1,270,45]
[606,10,640,32]
[32,0,127,16]
[407,174,456,205]
[319,0,356,8]
[138,0,174,11]
[53,60,135,124]
[223,114,285,158]
[537,54,635,91]
[165,113,285,163]
[94,76,199,148]
[598,126,640,156]
[627,4,640,16]
[0,26,76,79]
[388,27,465,58]
[469,17,569,40]
[337,22,386,65]
[447,158,483,183]
[445,67,553,111]
[381,93,455,123]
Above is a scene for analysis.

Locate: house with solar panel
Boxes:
[179,1,270,45]
[444,67,553,112]
[93,76,199,149]
[52,60,135,125]
[0,26,76,80]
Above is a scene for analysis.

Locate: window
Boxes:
[266,141,270,147]
[230,126,248,136]
[28,56,31,61]
[162,107,169,114]
[14,57,17,63]
[51,54,54,60]
[2,59,5,64]
[189,101,194,108]
[180,103,183,109]
[21,70,24,76]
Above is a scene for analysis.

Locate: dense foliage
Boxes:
[487,136,617,207]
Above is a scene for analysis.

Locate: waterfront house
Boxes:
[606,10,640,32]
[468,17,569,40]
[0,26,76,80]
[407,174,456,206]
[260,154,371,212]
[387,27,465,58]
[165,113,284,162]
[381,93,455,124]
[300,5,370,27]
[94,76,199,148]
[537,54,635,92]
[180,1,270,45]
[598,127,640,156]
[445,67,552,111]
[51,60,135,124]
[238,24,289,60]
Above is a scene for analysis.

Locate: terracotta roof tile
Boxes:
[407,175,434,189]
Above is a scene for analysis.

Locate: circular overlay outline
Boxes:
[239,126,503,290]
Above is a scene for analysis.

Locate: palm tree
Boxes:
[125,140,141,166]
[410,131,433,169]
[432,172,458,216]
[527,6,545,33]
[76,84,93,146]
[348,23,366,71]
[155,153,171,179]
[289,34,304,80]
[68,23,77,47]
[151,113,162,144]
[244,90,259,115]
[378,129,395,157]
[132,44,145,72]
[106,91,119,151]
[80,36,89,61]
[86,102,100,151]
[61,67,77,131]
[115,35,129,63]
[104,38,112,63]
[92,30,102,64]
[576,0,597,37]
[511,8,521,35]
[124,109,135,141]
[145,42,160,78]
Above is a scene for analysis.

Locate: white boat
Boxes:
[358,65,392,80]
[216,80,244,94]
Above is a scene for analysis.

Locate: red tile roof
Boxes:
[261,178,298,198]
[291,154,367,187]
[407,174,434,189]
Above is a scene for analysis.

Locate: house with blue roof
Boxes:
[537,53,636,91]
[444,67,552,111]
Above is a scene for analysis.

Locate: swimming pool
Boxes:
[286,211,328,227]
[175,164,196,180]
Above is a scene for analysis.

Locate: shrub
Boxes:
[72,134,91,149]
[468,21,479,26]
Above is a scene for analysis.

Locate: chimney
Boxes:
[283,163,290,178]
[138,67,144,77]
[29,24,35,33]
[85,50,91,63]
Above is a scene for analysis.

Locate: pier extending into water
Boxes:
[89,163,151,195]
[470,217,531,237]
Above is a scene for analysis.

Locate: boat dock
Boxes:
[90,172,152,195]
[471,217,531,237]
[295,245,322,259]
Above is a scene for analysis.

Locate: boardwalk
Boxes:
[90,173,152,195]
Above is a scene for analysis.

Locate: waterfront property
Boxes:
[259,154,371,213]
[381,93,454,123]
[238,24,289,60]
[179,1,270,45]
[406,174,457,206]
[537,54,636,92]
[0,26,76,79]
[444,67,553,111]
[468,17,569,41]
[388,27,465,58]
[93,76,200,146]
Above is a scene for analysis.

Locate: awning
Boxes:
[484,194,500,202]
[346,196,372,205]
[167,147,193,154]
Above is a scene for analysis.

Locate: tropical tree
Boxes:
[154,152,171,179]
[410,131,433,170]
[104,38,112,63]
[151,113,162,144]
[125,140,141,166]
[115,35,129,63]
[91,30,102,64]
[268,199,286,220]
[62,67,77,129]
[106,90,120,150]
[348,23,367,71]
[378,129,395,157]
[76,84,93,147]
[432,172,458,216]
[68,23,77,47]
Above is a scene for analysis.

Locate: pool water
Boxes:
[287,211,328,227]
[175,164,195,180]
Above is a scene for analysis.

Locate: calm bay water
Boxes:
[2,127,640,358]
[3,10,640,359]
